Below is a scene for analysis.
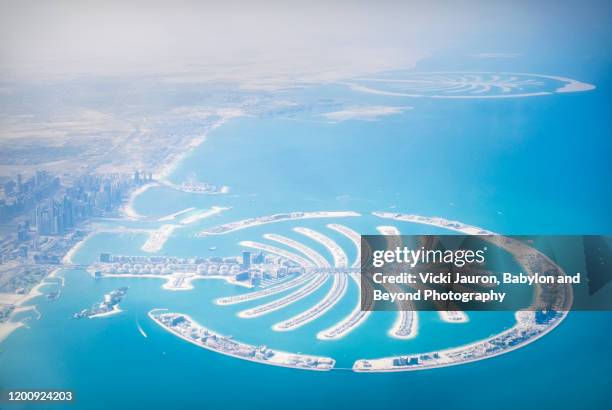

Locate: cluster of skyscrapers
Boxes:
[0,171,59,222]
[0,169,153,265]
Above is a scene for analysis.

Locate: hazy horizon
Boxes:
[1,0,609,81]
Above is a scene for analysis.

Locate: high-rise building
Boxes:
[242,251,251,269]
[36,205,52,235]
[62,196,74,229]
[253,251,265,264]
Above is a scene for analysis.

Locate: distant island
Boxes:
[73,287,128,319]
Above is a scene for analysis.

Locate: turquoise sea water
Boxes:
[2,58,612,409]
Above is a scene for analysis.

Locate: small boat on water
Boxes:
[137,320,148,338]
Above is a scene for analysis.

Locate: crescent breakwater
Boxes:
[352,212,573,372]
[148,310,335,371]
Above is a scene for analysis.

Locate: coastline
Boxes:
[154,135,206,181]
[62,232,95,265]
[1,110,243,342]
[120,119,231,223]
[0,321,24,343]
[154,108,244,181]
[0,268,62,343]
[122,182,159,220]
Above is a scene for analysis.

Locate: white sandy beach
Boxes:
[154,108,244,181]
[0,268,62,342]
[122,182,159,219]
[0,321,24,343]
[62,233,95,264]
